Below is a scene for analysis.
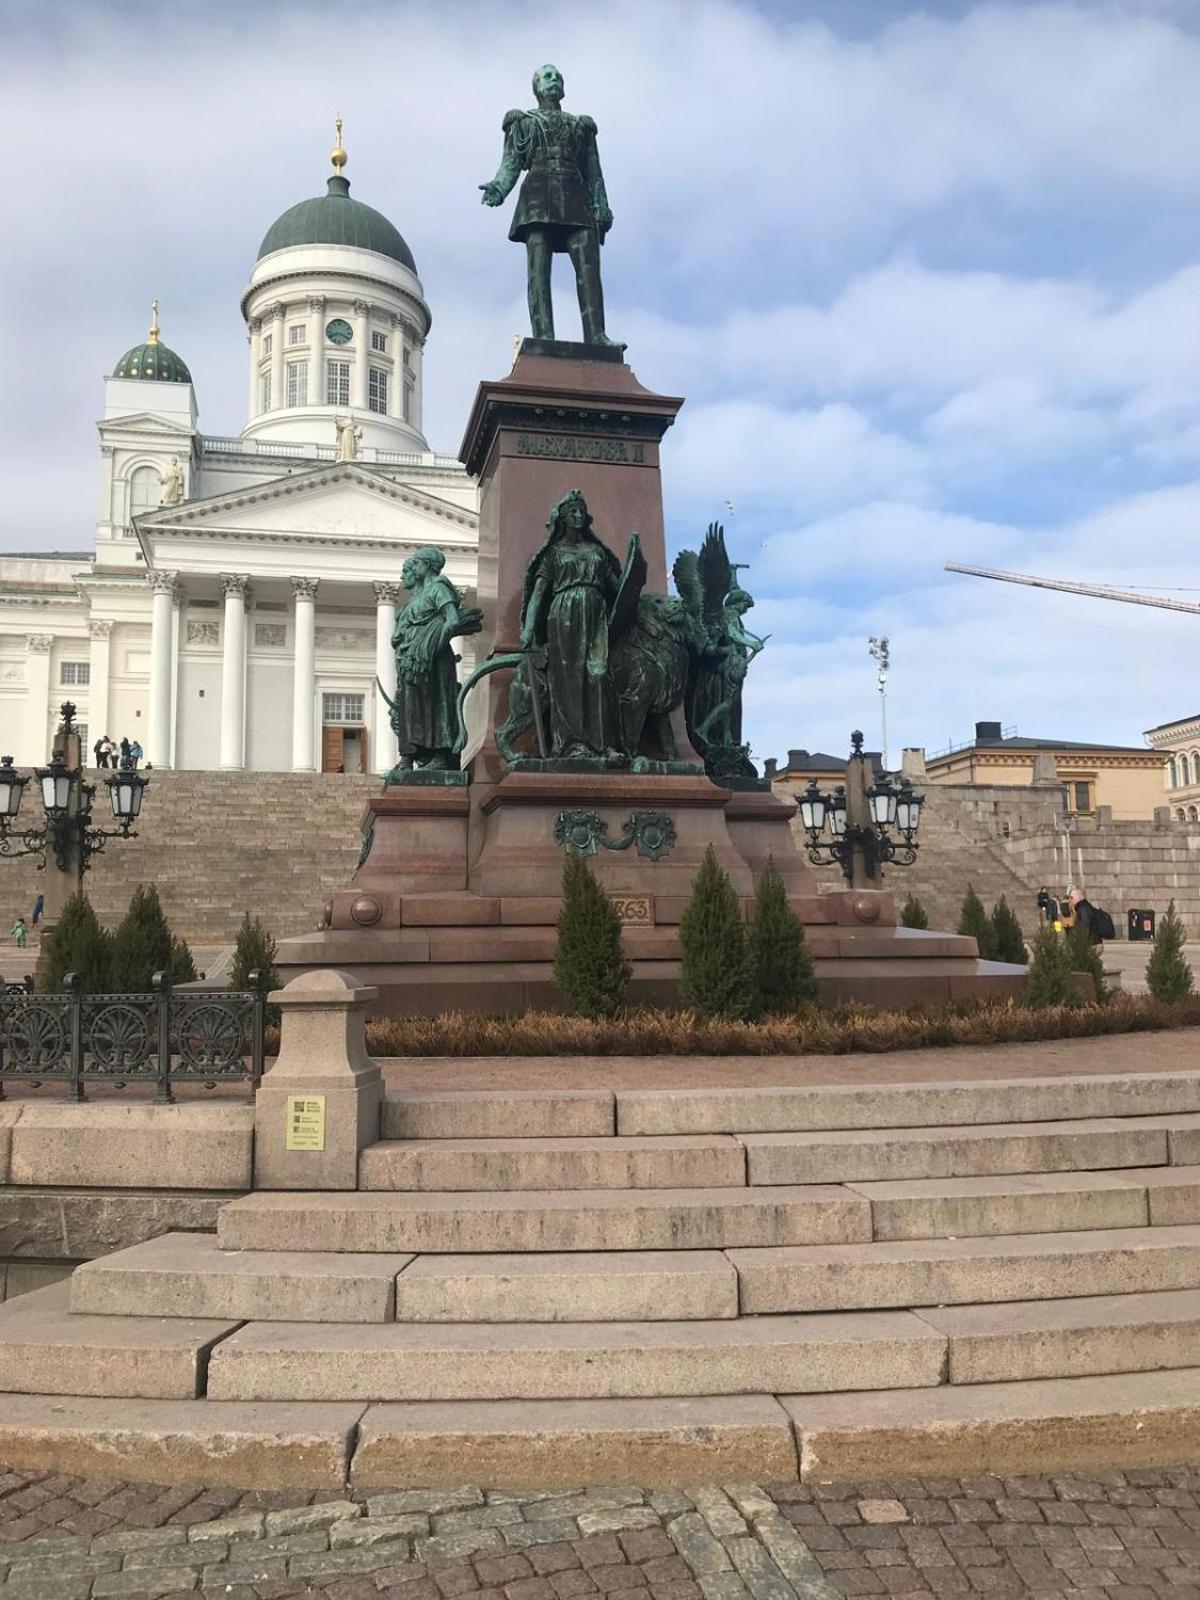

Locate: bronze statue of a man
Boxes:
[480,64,620,348]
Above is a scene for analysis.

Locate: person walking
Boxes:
[10,916,27,950]
[31,892,44,927]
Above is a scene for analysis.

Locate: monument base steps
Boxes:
[3,1068,1200,1483]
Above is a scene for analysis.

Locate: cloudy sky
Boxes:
[4,0,1200,767]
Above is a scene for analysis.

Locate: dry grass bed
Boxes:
[364,992,1200,1057]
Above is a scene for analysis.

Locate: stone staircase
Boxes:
[1,1069,1200,1488]
[869,790,1043,934]
[2,770,373,942]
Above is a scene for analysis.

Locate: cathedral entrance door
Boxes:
[321,725,368,773]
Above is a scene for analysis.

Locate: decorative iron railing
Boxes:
[0,972,266,1102]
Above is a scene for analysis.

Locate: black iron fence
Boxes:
[0,972,266,1101]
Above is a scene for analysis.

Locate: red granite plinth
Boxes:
[470,770,754,898]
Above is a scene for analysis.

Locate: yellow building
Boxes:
[1143,713,1200,819]
[921,720,1163,820]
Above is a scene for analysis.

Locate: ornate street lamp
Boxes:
[0,703,149,874]
[798,731,923,886]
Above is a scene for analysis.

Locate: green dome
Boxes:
[112,340,192,383]
[257,175,416,272]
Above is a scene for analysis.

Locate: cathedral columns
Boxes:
[352,300,370,410]
[23,634,52,763]
[218,573,250,771]
[373,582,401,776]
[308,298,325,414]
[291,577,318,772]
[268,303,285,410]
[147,574,177,769]
[88,620,113,755]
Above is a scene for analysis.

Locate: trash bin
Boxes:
[1128,909,1156,941]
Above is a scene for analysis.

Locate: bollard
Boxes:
[252,968,381,1190]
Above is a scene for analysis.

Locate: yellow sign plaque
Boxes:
[285,1095,327,1152]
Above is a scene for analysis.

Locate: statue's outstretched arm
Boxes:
[480,120,523,206]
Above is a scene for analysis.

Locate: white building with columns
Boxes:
[0,134,479,775]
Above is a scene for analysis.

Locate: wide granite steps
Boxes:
[12,1276,1200,1406]
[0,1371,1197,1487]
[215,1184,870,1253]
[359,1117,1200,1191]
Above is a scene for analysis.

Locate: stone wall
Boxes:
[2,769,373,943]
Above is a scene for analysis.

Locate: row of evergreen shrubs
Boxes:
[39,891,279,996]
[554,847,815,1021]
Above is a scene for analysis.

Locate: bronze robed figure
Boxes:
[480,63,620,347]
[520,490,623,759]
[383,548,482,778]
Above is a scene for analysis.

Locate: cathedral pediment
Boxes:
[137,461,476,549]
[99,412,196,438]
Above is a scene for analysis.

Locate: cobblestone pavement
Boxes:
[0,1469,1198,1600]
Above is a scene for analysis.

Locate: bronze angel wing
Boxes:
[608,532,648,642]
[697,522,733,629]
[671,549,703,620]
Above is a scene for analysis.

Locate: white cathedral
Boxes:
[0,130,479,776]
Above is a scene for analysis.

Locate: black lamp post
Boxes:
[799,730,924,887]
[0,704,149,874]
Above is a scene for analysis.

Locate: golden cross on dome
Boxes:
[331,116,347,174]
[148,299,160,346]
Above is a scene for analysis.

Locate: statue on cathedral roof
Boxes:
[480,64,621,349]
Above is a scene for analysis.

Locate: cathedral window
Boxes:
[60,661,90,687]
[402,345,412,369]
[288,325,305,346]
[326,361,350,407]
[323,692,365,724]
[129,465,162,521]
[369,366,389,414]
[286,360,309,407]
[403,382,413,422]
[371,330,388,353]
[262,333,273,357]
[259,371,271,413]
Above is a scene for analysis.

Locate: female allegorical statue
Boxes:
[388,548,482,773]
[520,489,622,758]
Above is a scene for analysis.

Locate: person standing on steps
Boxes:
[10,916,27,950]
[31,893,44,927]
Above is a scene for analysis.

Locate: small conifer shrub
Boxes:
[1146,899,1193,1003]
[37,893,112,993]
[231,911,280,994]
[989,896,1028,965]
[957,884,996,960]
[899,893,929,929]
[109,884,195,992]
[1066,919,1108,1003]
[1024,924,1076,1009]
[553,854,631,1019]
[748,859,817,1016]
[679,845,753,1020]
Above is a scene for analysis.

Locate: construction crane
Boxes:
[944,563,1200,617]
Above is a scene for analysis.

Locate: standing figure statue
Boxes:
[520,489,623,758]
[335,416,362,461]
[160,455,184,506]
[674,523,768,780]
[480,64,620,348]
[384,548,482,776]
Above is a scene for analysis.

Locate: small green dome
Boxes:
[257,175,416,272]
[113,341,192,383]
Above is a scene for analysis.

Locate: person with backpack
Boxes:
[1036,887,1059,926]
[1068,889,1114,945]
